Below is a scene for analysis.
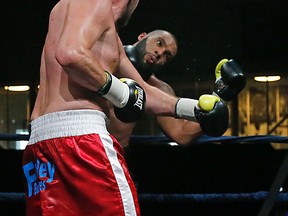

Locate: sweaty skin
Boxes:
[108,30,203,147]
[31,0,179,124]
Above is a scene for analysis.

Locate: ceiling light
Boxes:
[254,76,281,82]
[4,85,30,92]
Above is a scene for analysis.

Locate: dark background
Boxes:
[1,0,288,85]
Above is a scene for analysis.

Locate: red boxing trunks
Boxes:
[22,109,140,216]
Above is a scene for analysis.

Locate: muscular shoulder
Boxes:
[147,75,175,96]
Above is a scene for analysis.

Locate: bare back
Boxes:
[31,0,122,120]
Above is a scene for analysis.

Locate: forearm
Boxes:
[54,0,113,92]
[55,46,106,92]
[157,116,203,145]
[144,82,178,116]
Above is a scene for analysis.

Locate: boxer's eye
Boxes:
[157,39,163,47]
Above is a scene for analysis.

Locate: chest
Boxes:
[92,30,120,72]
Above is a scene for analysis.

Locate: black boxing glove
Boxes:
[175,95,229,137]
[213,59,246,101]
[97,71,146,123]
[124,45,153,81]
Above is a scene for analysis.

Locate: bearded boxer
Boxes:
[108,30,246,147]
[22,1,232,216]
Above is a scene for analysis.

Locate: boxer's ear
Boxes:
[137,32,147,41]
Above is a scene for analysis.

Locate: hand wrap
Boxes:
[98,71,146,123]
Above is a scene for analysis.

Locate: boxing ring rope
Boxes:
[0,133,29,141]
[1,133,288,215]
[1,191,288,203]
[130,134,288,145]
[1,133,288,144]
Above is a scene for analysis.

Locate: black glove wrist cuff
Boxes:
[97,71,112,95]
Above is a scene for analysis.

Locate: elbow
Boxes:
[176,137,198,145]
[172,132,203,146]
[55,45,85,68]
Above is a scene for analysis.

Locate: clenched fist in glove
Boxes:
[97,71,146,123]
[175,94,229,137]
[213,59,246,101]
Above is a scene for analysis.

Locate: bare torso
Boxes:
[31,0,121,120]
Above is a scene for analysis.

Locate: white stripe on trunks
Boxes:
[99,133,137,216]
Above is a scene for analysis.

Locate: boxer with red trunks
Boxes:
[22,0,231,215]
[23,110,140,215]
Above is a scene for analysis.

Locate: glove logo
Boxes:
[134,85,144,110]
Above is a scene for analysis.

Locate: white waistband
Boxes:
[28,109,109,145]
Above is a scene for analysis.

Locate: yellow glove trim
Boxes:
[198,95,220,112]
[120,78,138,97]
[215,59,229,80]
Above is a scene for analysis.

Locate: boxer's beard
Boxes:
[135,38,160,72]
[116,9,132,29]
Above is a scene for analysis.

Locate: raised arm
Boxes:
[54,0,114,91]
